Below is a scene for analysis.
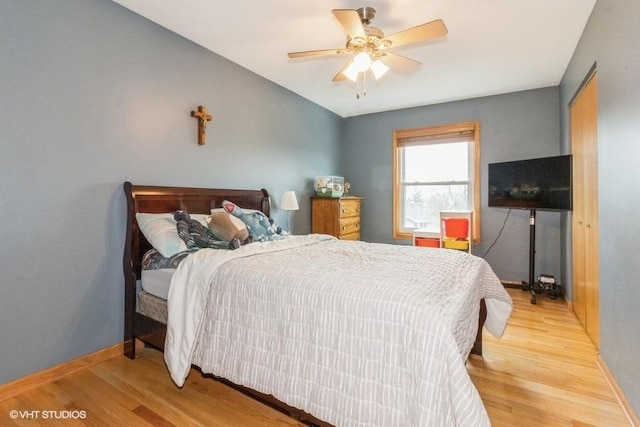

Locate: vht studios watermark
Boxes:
[8,409,87,420]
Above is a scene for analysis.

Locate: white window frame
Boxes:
[392,121,481,242]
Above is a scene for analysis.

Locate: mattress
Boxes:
[138,290,168,323]
[140,248,189,300]
[141,269,174,300]
[138,249,184,322]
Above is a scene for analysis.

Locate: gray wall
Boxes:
[0,0,342,384]
[559,0,640,414]
[343,88,564,283]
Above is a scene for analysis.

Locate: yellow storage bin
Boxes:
[442,239,469,251]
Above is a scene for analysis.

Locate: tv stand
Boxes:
[524,209,562,304]
[524,209,537,303]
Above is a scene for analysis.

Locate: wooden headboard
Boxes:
[122,181,270,354]
[123,181,270,279]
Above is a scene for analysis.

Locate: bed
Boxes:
[122,181,512,426]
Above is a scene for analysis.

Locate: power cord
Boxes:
[481,209,511,258]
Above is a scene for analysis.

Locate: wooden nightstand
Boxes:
[311,197,362,240]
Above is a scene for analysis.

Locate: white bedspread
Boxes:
[165,234,512,426]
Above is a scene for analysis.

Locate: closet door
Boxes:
[570,72,599,349]
[571,102,587,330]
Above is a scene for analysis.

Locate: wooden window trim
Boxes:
[393,121,481,243]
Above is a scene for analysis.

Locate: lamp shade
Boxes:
[280,191,299,211]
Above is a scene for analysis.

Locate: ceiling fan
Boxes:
[287,7,448,84]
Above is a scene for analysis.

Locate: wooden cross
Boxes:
[190,106,213,145]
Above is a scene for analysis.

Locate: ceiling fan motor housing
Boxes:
[351,8,388,49]
[357,7,376,25]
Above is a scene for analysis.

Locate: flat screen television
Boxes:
[488,155,572,211]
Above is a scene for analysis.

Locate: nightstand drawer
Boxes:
[339,231,360,240]
[338,200,361,218]
[339,217,360,235]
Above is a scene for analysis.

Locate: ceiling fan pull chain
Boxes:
[363,71,367,97]
[355,71,368,100]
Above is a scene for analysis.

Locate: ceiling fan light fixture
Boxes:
[371,59,389,79]
[343,63,360,82]
[343,51,373,81]
[344,54,389,81]
[352,51,372,72]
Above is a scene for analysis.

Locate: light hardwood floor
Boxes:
[0,288,632,426]
[468,288,630,426]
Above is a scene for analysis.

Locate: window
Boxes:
[392,122,480,241]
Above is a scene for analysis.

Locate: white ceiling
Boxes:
[113,0,596,118]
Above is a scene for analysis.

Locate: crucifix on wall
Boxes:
[190,106,213,145]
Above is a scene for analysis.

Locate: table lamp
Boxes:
[280,190,299,234]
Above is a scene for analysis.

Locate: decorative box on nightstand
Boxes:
[311,197,362,240]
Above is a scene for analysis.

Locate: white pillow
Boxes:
[136,212,209,258]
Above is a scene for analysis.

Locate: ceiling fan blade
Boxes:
[332,9,366,40]
[288,48,350,59]
[332,60,352,82]
[378,52,422,73]
[383,19,448,49]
